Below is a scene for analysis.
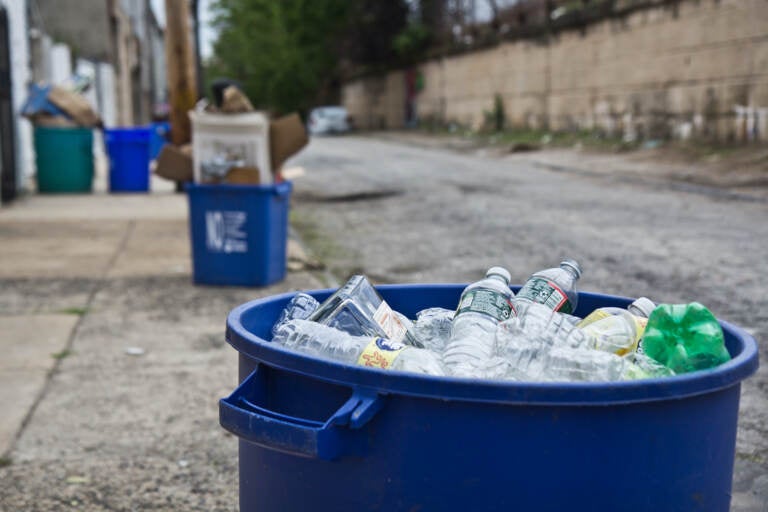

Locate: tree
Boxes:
[342,0,410,67]
[209,0,351,115]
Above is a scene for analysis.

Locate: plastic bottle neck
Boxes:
[560,263,581,280]
[487,273,510,285]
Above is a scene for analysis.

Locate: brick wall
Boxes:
[342,0,768,142]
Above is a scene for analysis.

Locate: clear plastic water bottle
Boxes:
[543,347,630,382]
[623,352,676,379]
[497,302,586,352]
[272,319,446,376]
[271,292,320,338]
[443,267,514,377]
[512,259,582,315]
[413,307,454,353]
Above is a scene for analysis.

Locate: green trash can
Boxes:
[34,126,94,193]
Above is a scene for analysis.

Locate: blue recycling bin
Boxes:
[149,122,170,160]
[187,182,292,287]
[104,127,152,192]
[221,285,759,512]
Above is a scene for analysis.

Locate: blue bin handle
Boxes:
[220,365,384,460]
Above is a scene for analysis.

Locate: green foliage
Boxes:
[51,349,73,360]
[345,1,410,66]
[210,0,352,115]
[58,307,88,316]
[392,23,431,63]
[482,94,506,132]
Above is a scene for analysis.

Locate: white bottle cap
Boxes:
[560,259,582,279]
[629,297,656,318]
[486,266,511,284]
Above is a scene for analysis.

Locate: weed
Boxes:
[58,307,89,316]
[51,350,73,360]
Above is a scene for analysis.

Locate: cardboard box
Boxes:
[154,144,193,182]
[225,166,262,184]
[270,113,308,172]
[184,111,308,185]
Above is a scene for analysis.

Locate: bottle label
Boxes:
[455,289,513,321]
[357,337,406,369]
[578,310,649,355]
[516,278,573,314]
[633,317,648,354]
[373,301,408,343]
[577,309,611,327]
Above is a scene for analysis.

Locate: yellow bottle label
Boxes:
[357,338,406,370]
[577,309,611,327]
[579,310,648,355]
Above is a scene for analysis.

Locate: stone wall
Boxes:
[341,0,768,142]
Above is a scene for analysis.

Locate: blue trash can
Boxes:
[221,285,759,512]
[149,122,170,160]
[104,127,152,192]
[187,182,292,287]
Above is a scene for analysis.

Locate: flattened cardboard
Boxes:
[225,166,261,184]
[270,113,308,172]
[47,85,102,127]
[154,144,193,182]
[29,114,78,128]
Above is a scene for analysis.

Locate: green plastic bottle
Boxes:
[641,302,731,374]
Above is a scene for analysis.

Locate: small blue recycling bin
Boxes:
[149,122,170,160]
[104,127,152,192]
[221,285,759,512]
[187,182,292,287]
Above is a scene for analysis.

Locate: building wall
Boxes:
[35,0,112,62]
[0,0,33,198]
[342,0,768,142]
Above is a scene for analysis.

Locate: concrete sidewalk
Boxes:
[0,190,325,510]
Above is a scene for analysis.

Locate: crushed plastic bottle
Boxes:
[543,347,630,382]
[623,351,676,380]
[271,292,320,337]
[272,319,445,376]
[413,307,454,353]
[641,302,731,374]
[496,302,586,352]
[443,267,514,377]
[512,259,582,315]
[309,275,423,347]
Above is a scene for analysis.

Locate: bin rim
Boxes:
[185,181,292,193]
[226,284,759,406]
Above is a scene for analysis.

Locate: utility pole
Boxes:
[164,0,198,146]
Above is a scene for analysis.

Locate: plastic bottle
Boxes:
[272,319,445,376]
[641,302,731,374]
[309,275,423,347]
[501,344,672,383]
[443,267,514,377]
[512,259,582,315]
[413,307,455,353]
[496,302,583,352]
[577,297,655,355]
[271,292,320,338]
[623,352,676,380]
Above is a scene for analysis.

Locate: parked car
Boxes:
[308,106,352,135]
